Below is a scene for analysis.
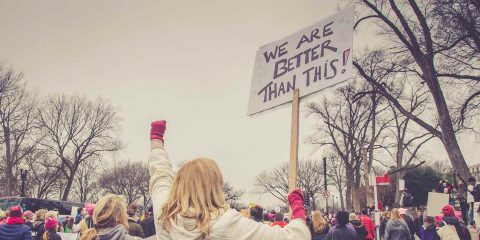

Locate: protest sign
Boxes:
[70,206,79,217]
[247,6,354,116]
[426,192,449,217]
[398,179,405,191]
[58,233,78,240]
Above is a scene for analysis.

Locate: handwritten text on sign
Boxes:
[247,7,354,115]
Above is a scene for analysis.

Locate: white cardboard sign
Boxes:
[398,179,405,191]
[426,192,450,217]
[247,6,354,115]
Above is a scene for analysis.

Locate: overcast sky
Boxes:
[0,0,477,207]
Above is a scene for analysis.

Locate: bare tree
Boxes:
[72,160,101,203]
[98,161,148,205]
[306,81,372,210]
[323,150,347,209]
[223,182,244,203]
[254,162,289,204]
[37,95,121,200]
[0,64,38,196]
[24,149,61,199]
[254,159,325,209]
[353,0,478,180]
[354,50,436,202]
[433,0,480,132]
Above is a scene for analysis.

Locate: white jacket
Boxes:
[148,140,311,240]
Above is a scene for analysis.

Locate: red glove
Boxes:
[288,188,305,220]
[150,120,166,142]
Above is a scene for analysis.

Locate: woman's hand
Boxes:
[151,120,167,142]
[288,188,305,220]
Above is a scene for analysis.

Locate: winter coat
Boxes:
[140,217,156,238]
[379,217,388,238]
[24,222,33,230]
[32,220,45,240]
[384,219,410,240]
[403,215,416,239]
[96,224,142,240]
[42,230,62,240]
[310,224,329,240]
[324,225,359,240]
[311,232,327,240]
[128,219,145,238]
[414,215,424,238]
[401,193,414,208]
[359,215,375,240]
[148,140,311,240]
[420,224,440,240]
[0,222,33,240]
[437,216,471,240]
[350,220,368,239]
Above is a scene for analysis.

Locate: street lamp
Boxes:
[18,163,29,197]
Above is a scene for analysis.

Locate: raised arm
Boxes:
[148,121,174,219]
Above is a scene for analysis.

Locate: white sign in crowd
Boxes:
[247,6,354,115]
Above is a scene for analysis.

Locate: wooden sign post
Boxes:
[288,89,300,192]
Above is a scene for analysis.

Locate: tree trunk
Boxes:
[61,172,75,201]
[365,91,376,207]
[345,167,354,210]
[424,67,471,180]
[352,186,361,212]
[3,127,15,196]
[339,186,345,210]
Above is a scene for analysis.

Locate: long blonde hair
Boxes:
[312,210,328,233]
[389,208,401,221]
[80,194,129,240]
[35,209,47,221]
[161,158,225,237]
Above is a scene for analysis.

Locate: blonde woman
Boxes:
[33,209,47,240]
[80,194,141,240]
[383,208,410,240]
[311,210,329,240]
[148,120,310,239]
[45,211,63,233]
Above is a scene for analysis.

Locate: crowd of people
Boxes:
[0,120,479,240]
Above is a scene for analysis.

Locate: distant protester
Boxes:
[437,204,470,240]
[23,211,34,230]
[80,194,141,240]
[75,207,84,224]
[359,208,375,240]
[148,120,310,239]
[127,208,145,238]
[33,209,47,240]
[270,213,288,228]
[420,216,439,240]
[349,213,367,239]
[0,210,5,224]
[43,217,61,240]
[250,205,264,222]
[325,211,359,239]
[45,211,63,233]
[0,205,32,240]
[140,206,156,238]
[310,210,329,240]
[384,208,410,240]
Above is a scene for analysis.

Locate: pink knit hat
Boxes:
[85,203,96,216]
[23,210,33,219]
[442,205,455,217]
[45,217,58,230]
